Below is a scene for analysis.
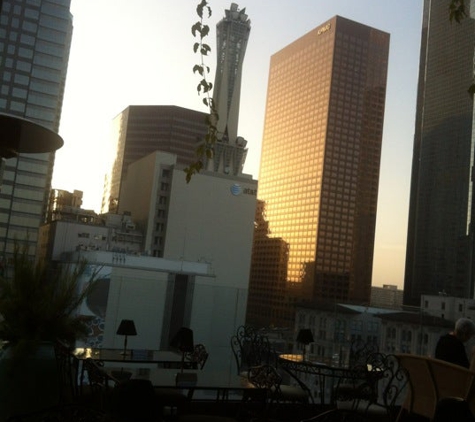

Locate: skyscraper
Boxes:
[247,16,390,328]
[101,105,208,213]
[205,3,250,176]
[0,0,72,258]
[404,1,475,305]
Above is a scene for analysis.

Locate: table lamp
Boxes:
[170,327,194,370]
[170,327,196,386]
[296,328,314,361]
[116,319,137,355]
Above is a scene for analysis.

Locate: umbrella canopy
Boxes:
[0,113,64,159]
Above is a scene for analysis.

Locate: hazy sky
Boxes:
[54,0,425,288]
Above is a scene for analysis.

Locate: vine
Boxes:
[448,0,475,97]
[449,0,467,23]
[185,0,219,182]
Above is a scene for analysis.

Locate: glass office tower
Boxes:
[404,1,475,305]
[247,16,390,328]
[0,0,72,258]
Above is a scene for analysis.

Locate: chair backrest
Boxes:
[231,334,243,374]
[185,343,209,369]
[231,325,275,374]
[397,353,475,420]
[371,353,408,419]
[81,358,118,409]
[349,338,379,368]
[54,340,80,403]
[248,364,283,391]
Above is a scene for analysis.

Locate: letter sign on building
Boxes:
[318,23,331,35]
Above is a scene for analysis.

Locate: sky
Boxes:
[53,0,425,289]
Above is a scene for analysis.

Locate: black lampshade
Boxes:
[116,319,137,336]
[296,329,314,345]
[170,327,194,353]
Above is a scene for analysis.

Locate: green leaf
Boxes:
[201,25,210,38]
[200,44,211,55]
[199,80,210,93]
[193,64,204,75]
[193,42,200,53]
[191,22,202,37]
[449,0,467,23]
[196,0,208,19]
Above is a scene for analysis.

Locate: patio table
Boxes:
[73,348,182,366]
[278,354,359,406]
[104,366,259,402]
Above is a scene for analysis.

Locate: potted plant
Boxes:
[0,242,98,420]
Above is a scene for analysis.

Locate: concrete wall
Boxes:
[103,268,169,350]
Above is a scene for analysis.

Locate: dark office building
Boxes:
[0,0,72,258]
[404,1,475,305]
[101,105,208,213]
[247,16,390,328]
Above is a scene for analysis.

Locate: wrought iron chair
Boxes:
[184,343,209,370]
[230,325,275,375]
[348,338,379,369]
[247,364,310,420]
[301,353,408,422]
[54,340,81,404]
[155,345,209,417]
[80,358,118,411]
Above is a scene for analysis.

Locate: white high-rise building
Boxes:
[117,150,257,370]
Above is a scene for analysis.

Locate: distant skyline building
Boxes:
[370,284,403,310]
[247,16,390,328]
[404,1,475,305]
[0,0,72,257]
[205,3,250,176]
[101,105,208,213]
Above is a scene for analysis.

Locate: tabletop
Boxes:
[107,367,253,390]
[278,354,329,367]
[73,348,183,366]
[278,353,357,406]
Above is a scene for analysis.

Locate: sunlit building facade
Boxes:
[247,16,390,328]
[404,1,475,305]
[0,0,72,258]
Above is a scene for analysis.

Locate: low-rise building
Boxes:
[371,284,403,309]
[421,294,475,321]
